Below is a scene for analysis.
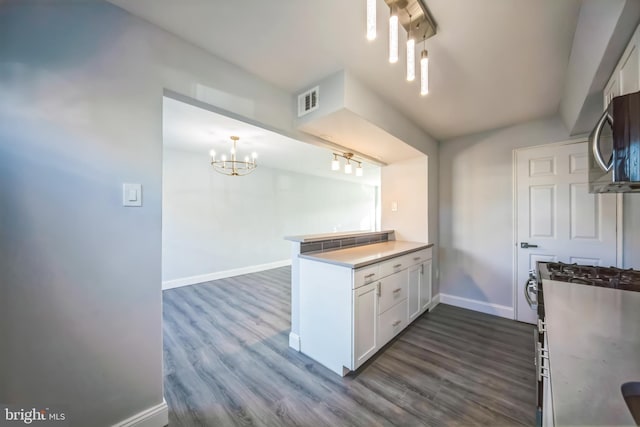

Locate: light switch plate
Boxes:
[391,201,398,212]
[123,183,142,207]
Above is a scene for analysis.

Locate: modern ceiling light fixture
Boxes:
[331,152,364,177]
[371,0,436,94]
[209,135,257,176]
[367,0,376,41]
[406,13,415,81]
[420,37,429,95]
[388,4,399,63]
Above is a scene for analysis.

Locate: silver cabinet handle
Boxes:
[590,109,614,172]
[392,320,401,327]
[364,273,376,279]
[393,288,401,294]
[413,257,421,261]
[393,263,402,268]
[376,282,381,297]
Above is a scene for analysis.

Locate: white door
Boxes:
[515,141,617,323]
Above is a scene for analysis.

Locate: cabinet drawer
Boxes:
[380,256,409,277]
[408,248,431,265]
[354,264,380,288]
[378,269,408,314]
[378,299,408,347]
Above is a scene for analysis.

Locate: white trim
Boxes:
[289,332,301,351]
[112,399,168,427]
[512,148,518,320]
[429,293,440,310]
[162,260,292,290]
[439,293,514,319]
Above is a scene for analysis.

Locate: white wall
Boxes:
[0,2,307,426]
[162,148,378,284]
[381,156,428,242]
[439,116,570,309]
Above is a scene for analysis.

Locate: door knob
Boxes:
[520,242,539,249]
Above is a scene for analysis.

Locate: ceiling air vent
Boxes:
[297,86,319,117]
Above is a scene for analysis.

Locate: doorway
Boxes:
[513,140,619,323]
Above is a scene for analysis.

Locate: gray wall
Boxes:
[162,148,378,283]
[439,116,570,307]
[0,1,301,425]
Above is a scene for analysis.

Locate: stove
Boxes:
[538,262,640,292]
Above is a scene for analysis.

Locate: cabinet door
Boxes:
[407,264,421,321]
[420,260,432,312]
[353,282,378,369]
[619,41,639,96]
[604,75,619,108]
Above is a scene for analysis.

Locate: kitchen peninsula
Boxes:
[286,231,433,376]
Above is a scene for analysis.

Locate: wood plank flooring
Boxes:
[163,267,536,426]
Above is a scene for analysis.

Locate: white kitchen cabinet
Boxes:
[408,259,432,321]
[298,244,433,376]
[604,22,640,106]
[421,259,432,311]
[353,282,378,368]
[407,264,421,321]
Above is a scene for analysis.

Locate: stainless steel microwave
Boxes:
[589,91,640,193]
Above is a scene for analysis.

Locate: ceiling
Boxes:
[163,96,381,186]
[110,0,582,141]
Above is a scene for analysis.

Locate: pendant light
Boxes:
[331,154,340,171]
[389,5,399,63]
[367,0,376,40]
[406,14,415,81]
[420,38,429,95]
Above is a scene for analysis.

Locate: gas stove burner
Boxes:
[542,262,640,292]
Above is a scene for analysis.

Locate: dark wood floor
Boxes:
[163,267,536,426]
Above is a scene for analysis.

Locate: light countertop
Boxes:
[542,279,640,426]
[299,241,432,269]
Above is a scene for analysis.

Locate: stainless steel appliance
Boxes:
[528,262,640,425]
[589,90,640,193]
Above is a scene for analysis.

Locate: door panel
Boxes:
[516,142,617,324]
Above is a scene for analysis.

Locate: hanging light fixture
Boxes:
[388,4,399,63]
[331,154,340,171]
[369,0,436,94]
[367,0,376,40]
[331,152,364,177]
[420,40,429,95]
[406,14,415,81]
[209,136,257,176]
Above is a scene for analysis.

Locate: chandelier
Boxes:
[209,136,257,176]
[331,152,363,177]
[367,0,437,96]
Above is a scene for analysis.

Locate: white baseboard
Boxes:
[289,331,301,351]
[112,399,168,427]
[439,293,514,319]
[162,259,292,290]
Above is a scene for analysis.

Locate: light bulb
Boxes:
[356,164,363,177]
[331,158,340,171]
[345,162,353,174]
[252,152,258,159]
[420,50,429,95]
[389,8,398,63]
[209,149,216,158]
[230,147,235,155]
[406,38,415,81]
[245,155,249,162]
[221,154,227,162]
[367,0,376,41]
